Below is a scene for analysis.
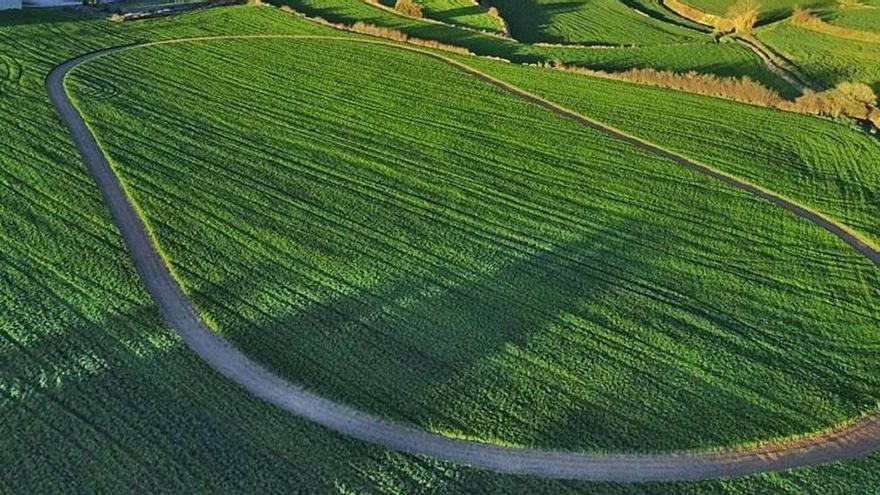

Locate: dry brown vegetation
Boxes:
[486,6,509,35]
[546,60,783,105]
[662,0,723,26]
[663,0,759,34]
[723,0,760,33]
[546,60,879,127]
[780,82,880,122]
[393,0,423,18]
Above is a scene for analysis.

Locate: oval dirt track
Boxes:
[47,35,880,482]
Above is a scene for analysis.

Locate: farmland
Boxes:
[66,36,880,453]
[679,0,832,21]
[273,0,797,93]
[2,0,880,492]
[756,20,880,92]
[461,54,880,246]
[375,0,506,33]
[479,0,702,45]
[826,2,880,33]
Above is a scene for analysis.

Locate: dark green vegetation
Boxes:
[68,37,880,453]
[482,0,701,45]
[2,2,880,494]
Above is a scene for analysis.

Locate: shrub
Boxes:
[393,0,423,18]
[726,0,760,34]
[546,61,782,107]
[780,82,879,126]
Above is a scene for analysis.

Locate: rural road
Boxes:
[47,35,880,482]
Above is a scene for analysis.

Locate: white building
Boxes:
[0,0,22,10]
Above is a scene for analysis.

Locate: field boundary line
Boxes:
[47,34,880,482]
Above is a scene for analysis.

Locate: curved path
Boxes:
[47,35,880,482]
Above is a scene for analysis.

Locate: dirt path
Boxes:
[657,0,810,93]
[735,34,810,92]
[47,35,880,482]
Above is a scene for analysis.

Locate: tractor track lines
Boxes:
[47,35,880,482]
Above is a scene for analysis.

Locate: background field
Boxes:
[825,1,880,32]
[272,0,797,94]
[756,20,880,92]
[3,3,880,493]
[374,0,507,33]
[68,36,880,453]
[482,0,702,45]
[678,0,832,21]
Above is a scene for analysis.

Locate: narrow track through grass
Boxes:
[65,35,880,460]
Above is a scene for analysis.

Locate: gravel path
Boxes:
[47,35,880,482]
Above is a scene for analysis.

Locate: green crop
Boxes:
[757,20,880,92]
[485,0,702,45]
[68,36,880,453]
[2,4,880,493]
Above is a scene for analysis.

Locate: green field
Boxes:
[66,36,880,453]
[374,0,506,33]
[462,54,880,246]
[826,2,880,32]
[3,2,880,493]
[483,0,702,45]
[756,20,880,91]
[827,9,880,33]
[678,0,833,22]
[272,0,797,94]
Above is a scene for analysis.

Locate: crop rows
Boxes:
[2,3,880,492]
[274,0,796,93]
[757,20,880,93]
[826,0,880,33]
[485,0,701,45]
[69,37,880,453]
[464,53,880,246]
[0,8,506,493]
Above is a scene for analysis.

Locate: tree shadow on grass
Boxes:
[190,198,880,452]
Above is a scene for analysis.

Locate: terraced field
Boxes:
[374,0,506,33]
[66,36,880,454]
[482,0,702,44]
[756,20,880,91]
[678,0,833,21]
[273,0,796,93]
[826,2,880,33]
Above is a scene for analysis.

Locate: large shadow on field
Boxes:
[198,197,880,452]
[488,0,590,44]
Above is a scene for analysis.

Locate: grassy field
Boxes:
[68,36,880,453]
[272,0,797,94]
[373,0,506,33]
[678,0,833,22]
[3,3,880,493]
[825,2,880,32]
[482,0,702,45]
[756,20,880,92]
[462,54,880,246]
